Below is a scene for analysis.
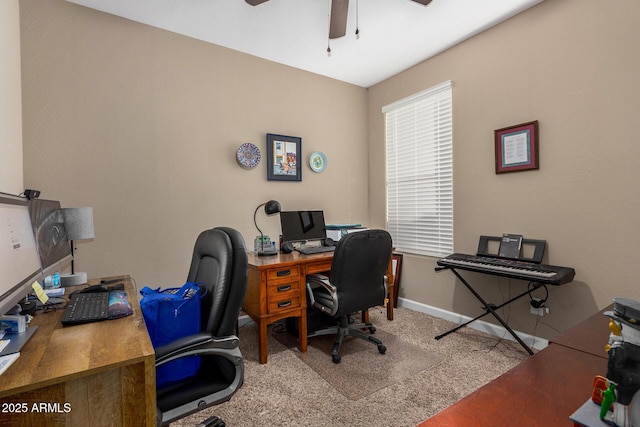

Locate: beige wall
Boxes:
[17,0,640,339]
[20,0,369,286]
[0,0,23,193]
[369,0,640,337]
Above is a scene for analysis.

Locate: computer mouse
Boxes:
[281,242,295,254]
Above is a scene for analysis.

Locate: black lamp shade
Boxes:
[264,200,281,215]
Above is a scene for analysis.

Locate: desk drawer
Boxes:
[266,278,301,314]
[266,266,301,281]
[306,261,332,275]
[267,295,301,314]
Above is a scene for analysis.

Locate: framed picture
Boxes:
[266,133,302,182]
[494,120,539,174]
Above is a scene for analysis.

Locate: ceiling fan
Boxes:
[245,0,433,39]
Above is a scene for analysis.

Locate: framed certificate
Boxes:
[494,120,539,174]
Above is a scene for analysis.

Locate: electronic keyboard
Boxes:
[437,253,575,285]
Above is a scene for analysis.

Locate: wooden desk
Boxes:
[420,344,606,426]
[0,276,156,426]
[550,304,612,359]
[244,251,395,364]
[419,305,612,426]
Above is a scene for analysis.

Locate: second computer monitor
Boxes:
[28,199,73,278]
[280,210,327,243]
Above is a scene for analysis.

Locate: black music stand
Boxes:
[434,266,542,355]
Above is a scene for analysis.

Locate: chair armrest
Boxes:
[155,332,212,358]
[306,274,338,316]
[308,273,337,291]
[384,274,388,297]
[155,333,242,367]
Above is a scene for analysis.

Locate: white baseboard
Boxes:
[397,297,548,351]
[238,314,254,328]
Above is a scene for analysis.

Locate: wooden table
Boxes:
[550,304,612,359]
[244,251,395,364]
[420,344,606,426]
[0,276,156,426]
[419,306,613,426]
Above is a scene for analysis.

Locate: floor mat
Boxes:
[274,327,443,401]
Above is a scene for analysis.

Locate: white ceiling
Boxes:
[66,0,543,88]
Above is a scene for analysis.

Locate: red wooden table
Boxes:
[418,306,613,426]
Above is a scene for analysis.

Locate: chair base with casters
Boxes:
[306,313,387,364]
[196,415,226,427]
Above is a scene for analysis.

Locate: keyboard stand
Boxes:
[435,265,540,355]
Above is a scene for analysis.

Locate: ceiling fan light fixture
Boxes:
[355,0,360,39]
[329,0,348,39]
[245,0,269,5]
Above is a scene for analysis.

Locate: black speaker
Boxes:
[281,241,295,254]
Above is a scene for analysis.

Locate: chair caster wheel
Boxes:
[369,326,376,334]
[332,354,341,364]
[378,344,386,354]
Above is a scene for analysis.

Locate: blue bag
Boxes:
[140,282,203,387]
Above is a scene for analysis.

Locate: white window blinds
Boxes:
[383,81,453,257]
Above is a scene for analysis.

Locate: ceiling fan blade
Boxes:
[245,0,270,5]
[411,0,433,5]
[329,0,348,39]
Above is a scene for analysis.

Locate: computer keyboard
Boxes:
[61,292,110,325]
[297,245,335,255]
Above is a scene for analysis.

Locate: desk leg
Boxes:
[387,283,394,320]
[386,255,395,321]
[258,318,268,364]
[298,312,307,353]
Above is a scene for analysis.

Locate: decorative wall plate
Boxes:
[309,151,327,173]
[236,142,261,169]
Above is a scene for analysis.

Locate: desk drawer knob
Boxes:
[276,270,291,277]
[277,284,292,292]
[278,300,292,308]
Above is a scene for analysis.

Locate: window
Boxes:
[383,81,453,257]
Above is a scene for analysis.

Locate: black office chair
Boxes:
[155,227,248,426]
[306,229,393,364]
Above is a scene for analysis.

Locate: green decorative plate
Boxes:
[309,151,327,173]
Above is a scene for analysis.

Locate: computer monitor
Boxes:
[0,193,42,316]
[280,210,327,243]
[28,198,73,278]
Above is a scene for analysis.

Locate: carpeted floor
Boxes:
[171,307,529,426]
[274,327,444,401]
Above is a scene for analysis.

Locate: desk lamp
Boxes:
[254,200,281,256]
[60,207,95,285]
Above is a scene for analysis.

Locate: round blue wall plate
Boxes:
[309,151,327,173]
[236,142,261,169]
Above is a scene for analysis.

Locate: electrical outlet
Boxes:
[530,305,549,316]
[530,298,549,316]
